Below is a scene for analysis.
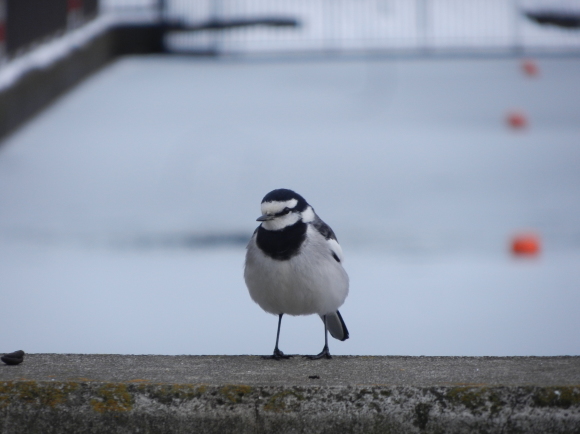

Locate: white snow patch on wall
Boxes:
[0,16,116,92]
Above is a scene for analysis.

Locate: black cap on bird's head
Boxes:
[257,189,309,222]
[261,189,308,209]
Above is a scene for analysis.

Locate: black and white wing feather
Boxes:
[312,215,337,241]
[312,215,349,341]
[312,215,344,263]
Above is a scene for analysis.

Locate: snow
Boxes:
[0,16,116,92]
[1,56,579,356]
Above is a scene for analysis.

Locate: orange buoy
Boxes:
[511,233,541,256]
[506,111,528,129]
[521,59,539,77]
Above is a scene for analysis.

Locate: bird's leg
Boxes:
[305,314,332,360]
[263,314,292,360]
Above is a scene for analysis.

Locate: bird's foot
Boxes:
[304,345,332,360]
[262,348,292,360]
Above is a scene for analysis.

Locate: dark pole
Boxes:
[157,0,166,24]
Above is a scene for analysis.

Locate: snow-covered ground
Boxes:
[1,55,579,356]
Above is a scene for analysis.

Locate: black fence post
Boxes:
[84,0,99,19]
[4,0,99,59]
[158,0,166,23]
[0,0,6,61]
[6,0,68,56]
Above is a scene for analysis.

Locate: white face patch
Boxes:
[261,212,301,231]
[301,206,315,223]
[261,198,298,216]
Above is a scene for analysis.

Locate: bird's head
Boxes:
[257,188,315,231]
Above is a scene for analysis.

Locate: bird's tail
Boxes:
[322,310,349,341]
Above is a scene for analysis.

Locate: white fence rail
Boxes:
[102,0,580,55]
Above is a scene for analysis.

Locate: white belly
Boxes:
[244,227,349,316]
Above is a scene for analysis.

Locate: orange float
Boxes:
[521,59,539,77]
[511,233,541,256]
[506,111,528,129]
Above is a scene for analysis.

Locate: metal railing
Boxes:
[0,0,98,64]
[102,0,580,56]
[2,0,580,63]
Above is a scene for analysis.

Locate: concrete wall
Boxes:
[1,354,579,433]
[0,23,166,142]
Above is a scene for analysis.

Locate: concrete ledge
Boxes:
[1,355,579,433]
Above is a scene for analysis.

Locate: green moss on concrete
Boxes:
[445,387,505,415]
[220,385,252,404]
[263,389,305,413]
[140,383,207,405]
[0,373,579,433]
[0,381,79,408]
[532,386,580,409]
[90,383,133,413]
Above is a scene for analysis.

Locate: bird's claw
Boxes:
[304,345,332,360]
[262,348,292,360]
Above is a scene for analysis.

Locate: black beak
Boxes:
[257,214,275,221]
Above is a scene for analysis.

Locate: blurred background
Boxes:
[1,0,580,357]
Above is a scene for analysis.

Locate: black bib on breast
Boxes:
[256,221,307,261]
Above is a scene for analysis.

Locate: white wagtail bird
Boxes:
[244,188,349,360]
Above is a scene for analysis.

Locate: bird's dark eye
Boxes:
[276,207,291,216]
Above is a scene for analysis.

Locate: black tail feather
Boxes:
[322,310,349,341]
